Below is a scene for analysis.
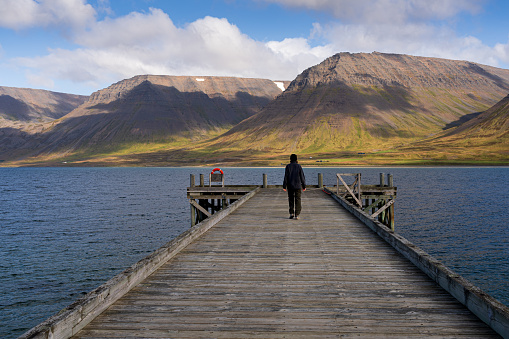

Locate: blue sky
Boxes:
[0,0,508,95]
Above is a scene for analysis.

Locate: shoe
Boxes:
[289,215,294,219]
[295,215,300,220]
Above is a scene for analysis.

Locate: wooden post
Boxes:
[318,173,323,188]
[190,175,196,227]
[336,175,339,195]
[190,201,196,226]
[198,199,203,221]
[379,173,385,187]
[388,173,394,231]
[389,202,395,231]
[200,174,204,187]
[263,174,267,188]
[357,173,361,205]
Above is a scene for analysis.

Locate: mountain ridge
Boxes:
[213,52,509,155]
[288,52,509,90]
[0,87,88,160]
[0,86,87,125]
[1,53,509,166]
[0,76,284,161]
[443,94,509,137]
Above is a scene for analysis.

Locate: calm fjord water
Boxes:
[1,167,508,337]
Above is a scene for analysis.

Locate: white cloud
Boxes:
[14,10,327,92]
[259,0,483,23]
[9,0,508,95]
[0,0,96,30]
[323,22,446,54]
[314,19,509,68]
[261,0,509,69]
[0,0,38,30]
[494,37,509,65]
[76,8,177,49]
[266,38,333,70]
[26,70,55,89]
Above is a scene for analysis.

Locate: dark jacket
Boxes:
[283,161,306,190]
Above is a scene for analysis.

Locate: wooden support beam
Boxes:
[188,194,249,200]
[389,202,395,231]
[363,198,385,213]
[337,174,362,207]
[190,203,196,227]
[371,199,395,218]
[361,194,395,199]
[189,199,212,218]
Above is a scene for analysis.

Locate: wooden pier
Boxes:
[21,175,509,339]
[188,173,397,230]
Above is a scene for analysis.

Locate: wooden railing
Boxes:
[188,174,255,226]
[336,173,362,207]
[188,172,396,230]
[334,173,396,230]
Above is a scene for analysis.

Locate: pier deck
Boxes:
[71,188,498,338]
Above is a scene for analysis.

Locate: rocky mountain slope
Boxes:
[443,94,509,139]
[2,53,509,166]
[399,93,509,159]
[215,52,509,154]
[0,86,87,128]
[376,91,509,165]
[0,87,87,159]
[0,86,87,122]
[0,76,283,160]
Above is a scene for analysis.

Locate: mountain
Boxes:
[67,75,282,134]
[0,86,87,126]
[213,52,509,155]
[0,87,87,160]
[443,93,509,138]
[3,53,509,166]
[392,93,509,164]
[1,76,283,160]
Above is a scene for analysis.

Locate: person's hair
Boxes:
[290,154,298,162]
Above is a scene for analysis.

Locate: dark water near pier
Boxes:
[1,167,508,337]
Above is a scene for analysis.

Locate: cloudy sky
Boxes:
[1,0,508,95]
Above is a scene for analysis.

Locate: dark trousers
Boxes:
[287,189,302,216]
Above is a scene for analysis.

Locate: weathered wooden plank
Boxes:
[371,199,395,218]
[20,189,261,339]
[71,188,501,338]
[189,199,212,217]
[74,330,499,339]
[337,174,362,207]
[188,194,248,199]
